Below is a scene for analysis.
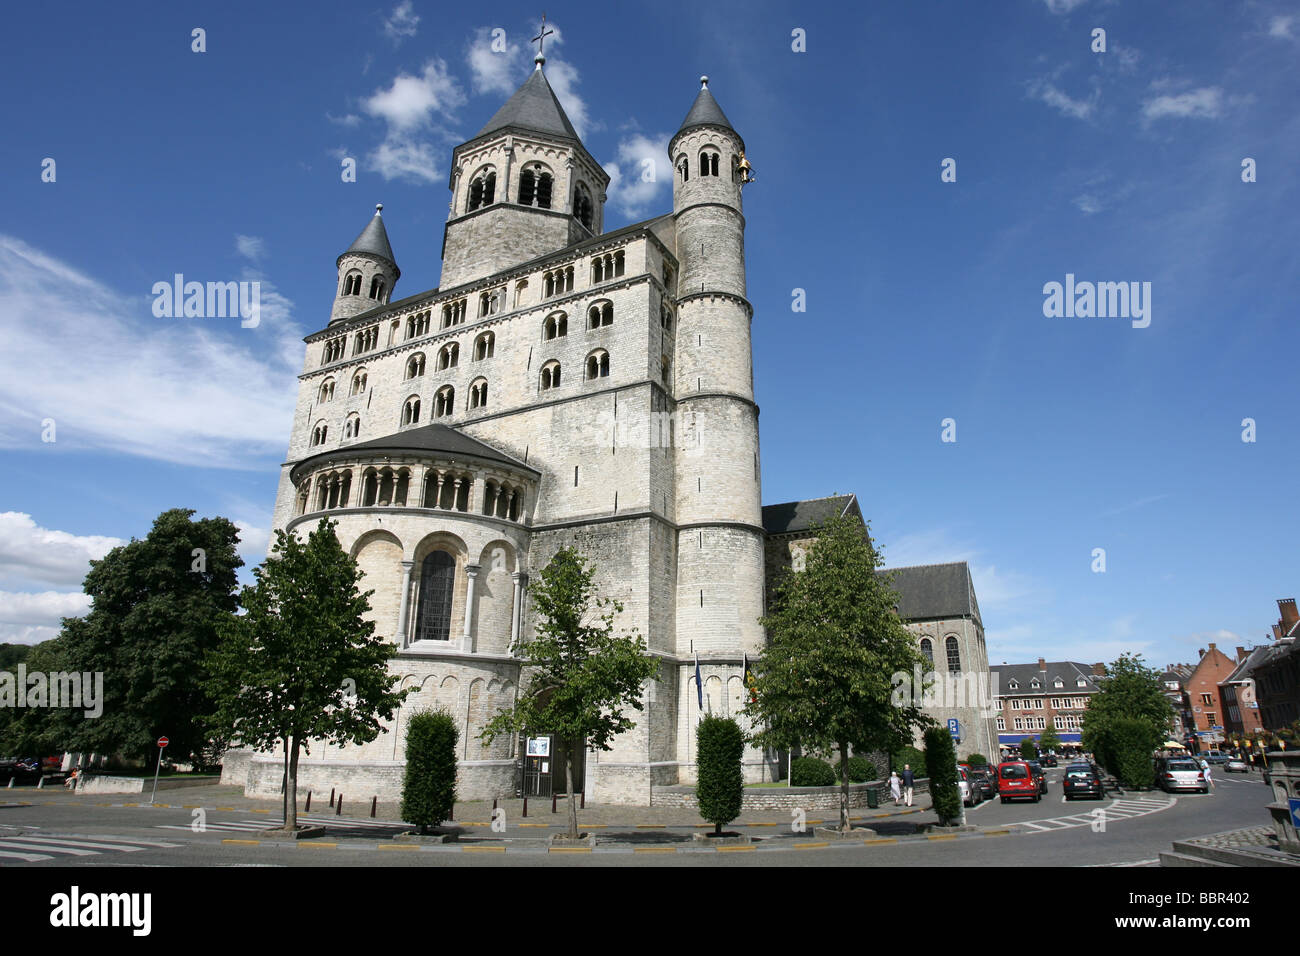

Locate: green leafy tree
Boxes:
[0,640,68,756]
[1038,723,1061,753]
[36,509,242,766]
[964,753,988,767]
[482,547,659,840]
[746,514,933,832]
[1110,718,1157,788]
[205,518,407,831]
[696,715,744,836]
[924,726,961,825]
[400,710,458,833]
[1019,737,1039,760]
[1082,653,1171,776]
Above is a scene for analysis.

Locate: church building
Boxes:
[221,53,995,805]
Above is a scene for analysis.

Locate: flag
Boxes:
[694,652,703,710]
[743,654,757,703]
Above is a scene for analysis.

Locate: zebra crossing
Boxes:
[1011,795,1173,833]
[156,813,407,835]
[0,834,181,863]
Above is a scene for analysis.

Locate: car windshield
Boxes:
[1167,761,1198,771]
[1000,765,1027,779]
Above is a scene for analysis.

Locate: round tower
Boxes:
[331,204,400,324]
[669,78,766,732]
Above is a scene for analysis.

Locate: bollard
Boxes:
[522,796,528,818]
[370,796,377,818]
[6,777,13,789]
[492,798,497,811]
[581,792,585,810]
[329,788,335,808]
[336,794,343,815]
[448,803,453,822]
[37,776,45,790]
[305,791,312,813]
[552,792,557,813]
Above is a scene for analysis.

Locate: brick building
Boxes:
[990,659,1104,755]
[1183,643,1241,749]
[1254,598,1300,732]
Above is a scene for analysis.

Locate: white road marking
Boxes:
[0,849,52,862]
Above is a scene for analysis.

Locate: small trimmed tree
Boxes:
[1019,737,1039,760]
[924,726,961,825]
[696,715,744,836]
[401,710,458,833]
[964,753,988,767]
[1038,724,1062,753]
[1110,717,1158,789]
[482,547,659,840]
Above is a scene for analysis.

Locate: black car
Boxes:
[1063,763,1104,800]
[1026,760,1048,794]
[1041,754,1058,767]
[970,769,996,801]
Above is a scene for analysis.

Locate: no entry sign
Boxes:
[157,737,169,748]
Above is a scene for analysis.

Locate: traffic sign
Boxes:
[1290,798,1300,830]
[157,736,169,749]
[947,718,960,739]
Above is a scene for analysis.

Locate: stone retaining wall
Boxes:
[652,778,930,811]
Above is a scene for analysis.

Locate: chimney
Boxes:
[1091,662,1106,677]
[1037,657,1046,671]
[1198,648,1205,658]
[1207,642,1217,655]
[1236,646,1247,660]
[1280,598,1299,634]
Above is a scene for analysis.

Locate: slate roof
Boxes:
[990,661,1102,696]
[1222,646,1272,684]
[675,80,738,141]
[884,562,982,626]
[341,206,397,272]
[761,494,860,535]
[290,423,536,481]
[475,65,580,142]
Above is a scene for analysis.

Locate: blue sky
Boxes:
[1,0,1296,672]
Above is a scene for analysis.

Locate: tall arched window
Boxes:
[351,370,367,395]
[946,636,961,674]
[588,302,613,329]
[342,272,363,296]
[414,552,456,643]
[368,276,385,300]
[318,379,335,403]
[473,332,494,361]
[585,349,609,380]
[699,149,720,177]
[402,396,421,426]
[920,638,934,667]
[544,312,567,340]
[540,361,561,390]
[519,166,553,208]
[574,183,593,229]
[406,354,425,379]
[438,342,459,370]
[434,385,455,417]
[469,377,488,409]
[677,155,689,182]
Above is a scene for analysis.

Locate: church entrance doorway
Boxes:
[521,735,585,797]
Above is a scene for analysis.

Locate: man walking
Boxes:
[902,764,915,807]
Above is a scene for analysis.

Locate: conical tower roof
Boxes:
[475,59,580,142]
[340,204,398,276]
[674,76,737,141]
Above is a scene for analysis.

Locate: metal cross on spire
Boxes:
[532,14,555,61]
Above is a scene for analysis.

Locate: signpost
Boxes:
[150,736,168,806]
[1289,798,1300,831]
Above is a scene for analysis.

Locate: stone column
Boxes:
[462,564,481,653]
[434,471,445,509]
[397,560,415,647]
[510,572,527,651]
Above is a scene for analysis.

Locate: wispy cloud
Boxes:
[1141,85,1227,121]
[235,235,266,262]
[381,1,419,44]
[1029,79,1098,120]
[1042,0,1088,14]
[0,235,299,468]
[1268,15,1296,39]
[360,60,466,183]
[467,26,524,96]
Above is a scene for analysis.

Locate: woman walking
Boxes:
[889,771,902,806]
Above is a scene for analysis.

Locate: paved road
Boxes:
[0,767,1269,866]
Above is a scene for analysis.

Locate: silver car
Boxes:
[1157,758,1208,793]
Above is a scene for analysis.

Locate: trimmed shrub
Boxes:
[1111,717,1158,789]
[964,753,988,767]
[924,727,961,825]
[893,745,926,775]
[696,715,744,835]
[835,756,875,783]
[1018,738,1039,760]
[790,756,836,787]
[401,709,458,833]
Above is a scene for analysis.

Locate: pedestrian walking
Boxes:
[889,771,902,806]
[901,764,915,807]
[1200,758,1214,791]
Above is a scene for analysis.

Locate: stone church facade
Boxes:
[222,59,994,806]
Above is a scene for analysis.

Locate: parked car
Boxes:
[997,761,1040,803]
[958,766,984,807]
[1205,752,1230,765]
[1156,758,1209,793]
[1063,763,1105,800]
[1026,760,1048,794]
[1224,758,1250,773]
[1041,754,1058,767]
[970,769,996,802]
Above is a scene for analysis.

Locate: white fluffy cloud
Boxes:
[1268,15,1295,39]
[0,513,123,589]
[362,60,466,182]
[0,590,93,645]
[1042,0,1088,13]
[467,26,524,96]
[0,235,299,468]
[602,133,672,219]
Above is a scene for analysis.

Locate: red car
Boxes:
[997,760,1040,803]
